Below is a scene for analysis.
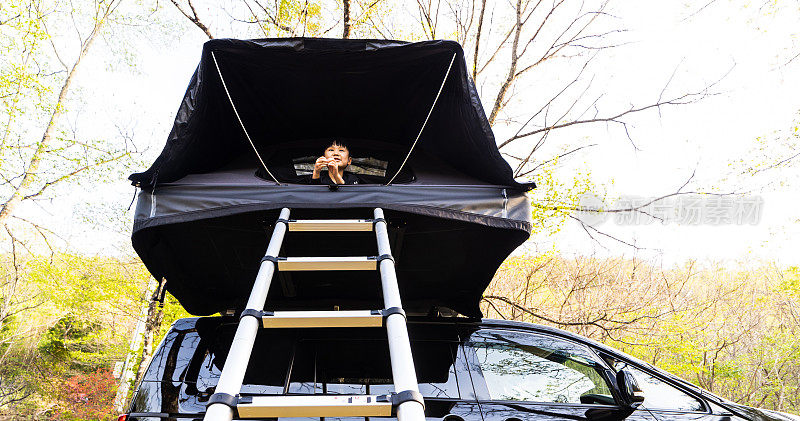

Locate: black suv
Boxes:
[125,316,798,421]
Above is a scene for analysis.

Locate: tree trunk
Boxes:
[488,0,522,125]
[113,276,159,411]
[134,278,167,387]
[343,0,352,38]
[472,0,487,82]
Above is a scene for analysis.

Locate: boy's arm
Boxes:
[330,171,345,184]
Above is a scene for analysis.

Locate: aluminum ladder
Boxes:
[203,208,425,421]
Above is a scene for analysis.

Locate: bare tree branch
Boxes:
[415,0,441,39]
[169,0,214,39]
[750,150,800,175]
[499,84,717,150]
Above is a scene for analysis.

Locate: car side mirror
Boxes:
[616,370,645,409]
[585,370,646,421]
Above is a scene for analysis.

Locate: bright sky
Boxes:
[506,0,800,265]
[12,0,799,267]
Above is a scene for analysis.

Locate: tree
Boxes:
[168,1,394,39]
[483,254,800,412]
[0,253,152,416]
[735,113,800,189]
[0,0,133,232]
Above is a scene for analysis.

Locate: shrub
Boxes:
[53,368,117,420]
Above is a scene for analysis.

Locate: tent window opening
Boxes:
[256,144,416,184]
[292,155,388,178]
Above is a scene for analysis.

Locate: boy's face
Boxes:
[323,143,351,170]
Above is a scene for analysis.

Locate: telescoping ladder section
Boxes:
[203,208,426,421]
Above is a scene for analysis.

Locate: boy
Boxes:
[310,140,362,185]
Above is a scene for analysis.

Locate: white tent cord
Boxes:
[386,52,457,185]
[211,51,279,183]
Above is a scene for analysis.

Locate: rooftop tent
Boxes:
[130,38,534,318]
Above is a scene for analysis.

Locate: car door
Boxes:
[599,355,744,421]
[462,328,658,421]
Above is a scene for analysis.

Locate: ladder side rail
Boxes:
[373,208,426,421]
[204,208,291,421]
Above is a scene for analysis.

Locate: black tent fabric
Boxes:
[129,38,532,190]
[130,38,534,318]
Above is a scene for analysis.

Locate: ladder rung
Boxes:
[278,256,376,271]
[262,310,383,328]
[237,395,392,418]
[288,219,374,232]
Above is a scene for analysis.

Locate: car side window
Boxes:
[466,330,614,405]
[607,358,704,412]
[288,338,461,399]
[197,326,293,395]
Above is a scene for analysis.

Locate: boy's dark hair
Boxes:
[326,139,350,152]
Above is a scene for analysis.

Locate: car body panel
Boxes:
[125,317,795,421]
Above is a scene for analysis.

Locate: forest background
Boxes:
[1,0,799,419]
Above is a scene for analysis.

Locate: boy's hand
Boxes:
[314,156,331,171]
[312,156,331,178]
[326,159,338,173]
[327,159,345,184]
